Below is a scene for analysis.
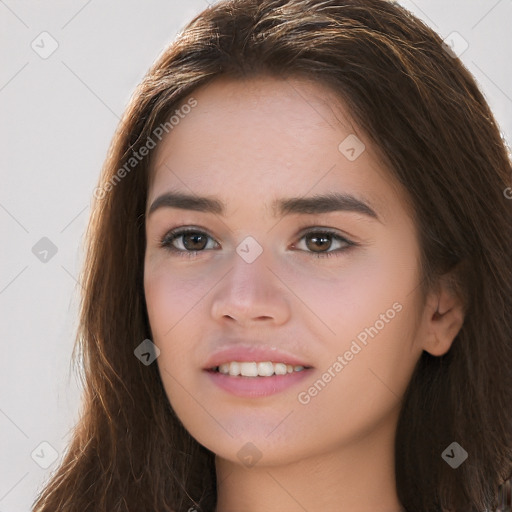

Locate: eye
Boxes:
[159,226,357,259]
[160,227,219,258]
[292,228,356,258]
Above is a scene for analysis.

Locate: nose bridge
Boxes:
[210,234,290,324]
[228,236,272,298]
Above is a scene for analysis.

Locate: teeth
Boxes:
[219,363,230,374]
[228,362,240,376]
[258,362,274,376]
[274,363,288,375]
[216,361,308,377]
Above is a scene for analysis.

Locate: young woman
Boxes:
[32,0,512,511]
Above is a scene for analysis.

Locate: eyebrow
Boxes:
[147,190,379,220]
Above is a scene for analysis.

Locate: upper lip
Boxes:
[203,344,313,370]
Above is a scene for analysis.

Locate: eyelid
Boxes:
[294,224,355,242]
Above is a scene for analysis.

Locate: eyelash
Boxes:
[159,226,358,259]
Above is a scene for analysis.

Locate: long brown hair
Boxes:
[32,1,512,510]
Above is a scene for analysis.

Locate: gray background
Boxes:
[1,1,511,510]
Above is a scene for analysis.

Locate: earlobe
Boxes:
[423,276,466,357]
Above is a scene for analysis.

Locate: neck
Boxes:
[214,411,404,512]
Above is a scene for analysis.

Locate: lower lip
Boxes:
[204,368,314,398]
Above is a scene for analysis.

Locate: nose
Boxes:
[210,245,291,327]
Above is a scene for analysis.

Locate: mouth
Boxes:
[206,361,313,377]
[202,345,314,396]
[204,361,314,398]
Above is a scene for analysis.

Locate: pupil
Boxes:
[183,233,207,250]
[306,233,331,252]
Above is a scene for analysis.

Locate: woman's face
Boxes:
[144,75,430,466]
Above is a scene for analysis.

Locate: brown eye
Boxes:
[304,232,333,252]
[181,232,208,250]
[160,228,219,255]
[293,229,355,259]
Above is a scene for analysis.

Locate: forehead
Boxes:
[147,75,409,223]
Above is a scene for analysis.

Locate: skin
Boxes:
[143,75,464,512]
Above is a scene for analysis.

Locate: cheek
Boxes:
[281,242,420,342]
[143,260,223,388]
[144,261,215,339]
[285,238,422,395]
[290,268,422,450]
[300,306,421,448]
[143,264,201,409]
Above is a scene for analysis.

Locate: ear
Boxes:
[421,272,465,357]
